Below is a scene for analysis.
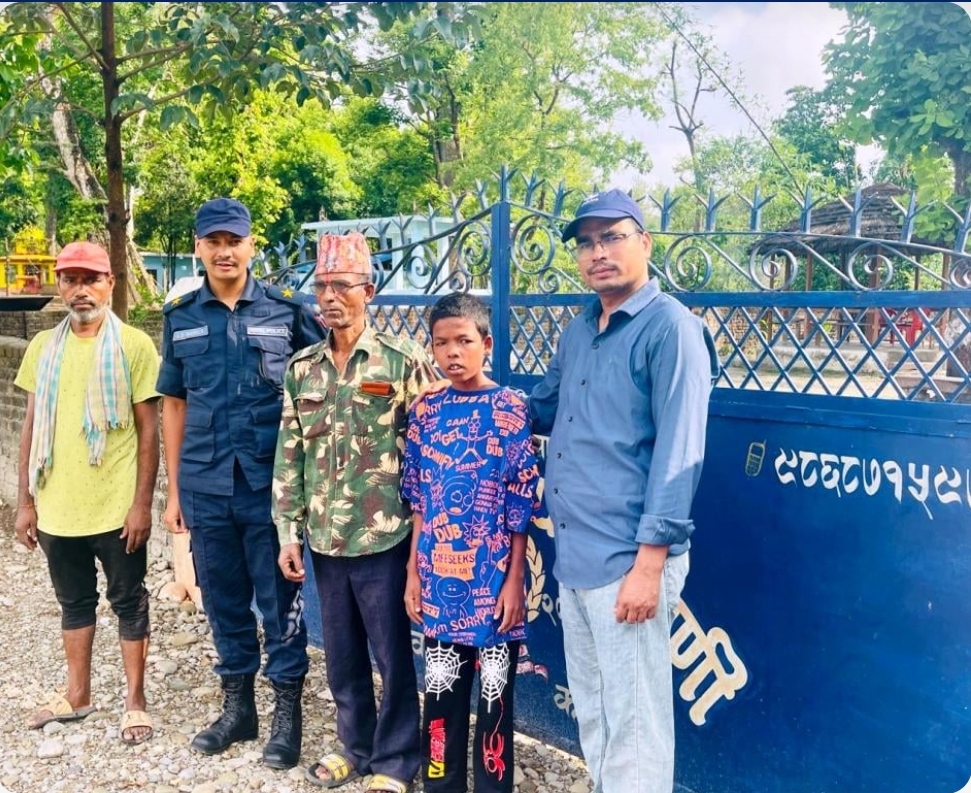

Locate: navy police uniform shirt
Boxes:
[157,275,327,496]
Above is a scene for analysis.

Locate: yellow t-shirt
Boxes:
[14,323,161,536]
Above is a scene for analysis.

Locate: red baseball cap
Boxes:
[54,241,111,274]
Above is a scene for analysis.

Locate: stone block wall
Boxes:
[0,307,66,339]
[0,334,28,509]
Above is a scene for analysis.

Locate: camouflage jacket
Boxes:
[272,325,437,556]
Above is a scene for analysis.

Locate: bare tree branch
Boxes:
[652,1,803,193]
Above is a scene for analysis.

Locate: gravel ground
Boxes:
[0,506,589,793]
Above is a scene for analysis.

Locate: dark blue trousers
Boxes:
[181,468,308,683]
[310,539,420,783]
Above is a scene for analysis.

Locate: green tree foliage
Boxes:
[381,3,668,197]
[329,99,444,219]
[130,125,199,283]
[131,92,441,250]
[870,148,958,246]
[0,2,480,318]
[824,2,971,198]
[0,175,39,241]
[774,86,858,191]
[44,172,104,245]
[267,107,359,241]
[661,132,867,291]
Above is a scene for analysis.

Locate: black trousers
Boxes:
[421,638,520,793]
[182,471,308,683]
[37,527,149,640]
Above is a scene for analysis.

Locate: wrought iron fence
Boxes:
[259,170,971,404]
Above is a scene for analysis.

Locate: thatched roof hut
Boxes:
[757,182,945,255]
[750,183,952,342]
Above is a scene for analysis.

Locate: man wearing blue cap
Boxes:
[157,197,327,769]
[530,189,719,793]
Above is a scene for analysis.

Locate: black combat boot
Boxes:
[190,673,258,755]
[262,677,304,769]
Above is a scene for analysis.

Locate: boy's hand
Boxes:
[404,569,423,624]
[494,578,526,634]
[163,493,188,534]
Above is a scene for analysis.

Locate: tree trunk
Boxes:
[434,138,461,188]
[429,88,463,190]
[38,4,156,320]
[42,79,105,204]
[101,2,130,319]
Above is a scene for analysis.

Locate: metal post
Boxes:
[490,199,512,387]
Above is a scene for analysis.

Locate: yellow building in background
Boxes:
[1,228,56,294]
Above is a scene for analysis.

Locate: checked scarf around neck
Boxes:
[28,310,133,495]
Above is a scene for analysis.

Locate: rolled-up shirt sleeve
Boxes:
[635,317,714,549]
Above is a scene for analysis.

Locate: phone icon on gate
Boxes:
[745,441,766,477]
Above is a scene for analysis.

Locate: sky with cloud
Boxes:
[617,1,971,191]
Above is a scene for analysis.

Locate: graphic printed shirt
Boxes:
[402,386,539,647]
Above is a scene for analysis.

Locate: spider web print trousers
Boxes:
[420,638,521,793]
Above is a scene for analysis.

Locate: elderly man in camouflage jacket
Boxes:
[272,233,437,793]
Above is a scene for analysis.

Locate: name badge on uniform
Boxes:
[247,326,290,338]
[361,381,394,397]
[173,326,209,341]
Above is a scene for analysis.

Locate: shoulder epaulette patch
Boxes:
[162,289,199,313]
[265,283,312,307]
[290,339,326,363]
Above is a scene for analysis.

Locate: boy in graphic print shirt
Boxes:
[401,292,540,793]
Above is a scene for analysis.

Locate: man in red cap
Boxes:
[14,241,161,745]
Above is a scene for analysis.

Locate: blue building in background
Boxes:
[140,250,198,292]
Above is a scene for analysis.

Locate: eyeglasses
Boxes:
[313,279,370,295]
[571,230,643,257]
[58,273,109,288]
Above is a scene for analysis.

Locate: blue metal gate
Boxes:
[262,172,971,793]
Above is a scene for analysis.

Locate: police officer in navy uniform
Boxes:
[157,198,327,769]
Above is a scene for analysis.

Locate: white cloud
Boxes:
[617,2,851,190]
[706,2,846,110]
[619,2,971,191]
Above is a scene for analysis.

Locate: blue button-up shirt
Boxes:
[529,279,719,589]
[157,275,327,496]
